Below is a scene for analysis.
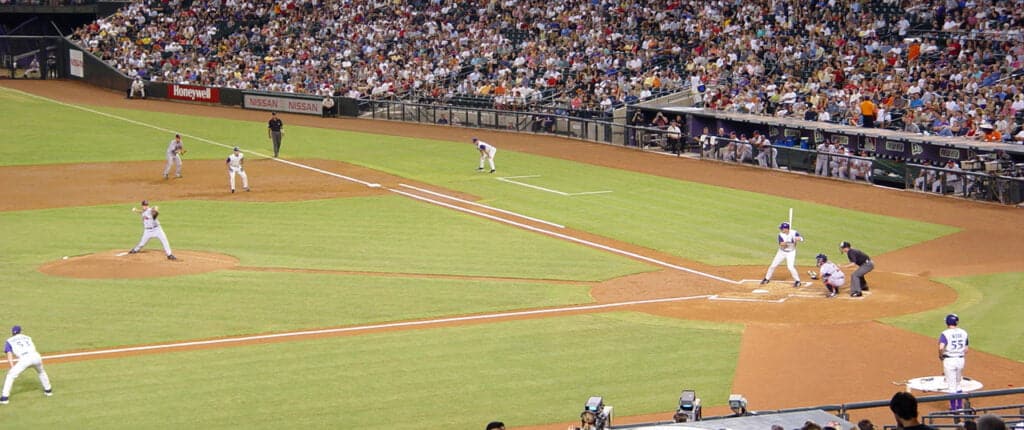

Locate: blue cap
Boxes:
[11,325,21,335]
[779,222,790,229]
[472,137,478,142]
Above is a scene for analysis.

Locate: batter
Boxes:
[129,200,176,260]
[226,147,250,193]
[761,222,803,287]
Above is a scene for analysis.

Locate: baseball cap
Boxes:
[141,200,149,206]
[11,325,21,335]
[839,241,851,248]
[233,146,240,151]
[472,137,478,142]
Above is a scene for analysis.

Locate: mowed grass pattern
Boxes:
[0,313,742,430]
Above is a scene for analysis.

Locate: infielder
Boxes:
[811,253,845,298]
[129,200,177,260]
[761,222,803,287]
[163,134,185,179]
[938,313,968,410]
[474,137,496,173]
[226,147,250,193]
[1,325,53,404]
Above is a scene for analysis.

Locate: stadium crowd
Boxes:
[71,0,1024,140]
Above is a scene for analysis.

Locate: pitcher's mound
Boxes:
[39,250,238,279]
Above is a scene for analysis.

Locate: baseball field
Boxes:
[0,80,1022,429]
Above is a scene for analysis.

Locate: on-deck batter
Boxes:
[939,314,968,410]
[129,200,176,260]
[761,222,803,287]
[226,147,250,193]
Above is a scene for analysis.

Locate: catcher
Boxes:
[163,134,186,179]
[808,253,845,298]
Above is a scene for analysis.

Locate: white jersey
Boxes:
[939,327,968,357]
[818,261,845,286]
[227,152,245,169]
[777,229,801,252]
[140,207,160,230]
[477,141,496,156]
[4,334,39,358]
[167,139,183,156]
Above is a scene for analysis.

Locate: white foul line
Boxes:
[390,188,739,284]
[38,294,711,362]
[496,175,612,196]
[2,87,380,188]
[398,183,564,228]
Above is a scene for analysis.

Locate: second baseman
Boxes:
[474,137,496,173]
[761,222,803,287]
[226,147,250,193]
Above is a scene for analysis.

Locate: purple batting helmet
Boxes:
[11,325,21,335]
[779,222,790,230]
[946,314,959,326]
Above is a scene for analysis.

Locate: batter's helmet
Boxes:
[946,314,959,326]
[779,222,790,229]
[816,253,828,264]
[11,325,21,335]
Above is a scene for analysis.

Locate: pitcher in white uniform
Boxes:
[474,137,496,173]
[226,147,250,193]
[760,222,803,287]
[129,200,177,260]
[163,134,185,179]
[1,325,53,404]
[939,314,968,410]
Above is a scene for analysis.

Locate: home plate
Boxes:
[116,252,128,257]
[752,289,770,294]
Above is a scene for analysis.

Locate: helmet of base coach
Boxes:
[779,222,790,230]
[946,314,959,326]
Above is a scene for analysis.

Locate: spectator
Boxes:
[976,415,1007,430]
[889,391,936,430]
[979,123,1003,143]
[666,121,682,154]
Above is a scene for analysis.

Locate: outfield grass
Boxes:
[2,93,960,267]
[0,313,742,430]
[882,272,1024,362]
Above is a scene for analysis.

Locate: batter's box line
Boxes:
[708,295,789,303]
[495,175,612,197]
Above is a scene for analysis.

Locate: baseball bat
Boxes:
[788,207,793,227]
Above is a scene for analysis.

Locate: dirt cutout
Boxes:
[3,80,1023,429]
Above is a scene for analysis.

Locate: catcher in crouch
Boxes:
[809,253,845,298]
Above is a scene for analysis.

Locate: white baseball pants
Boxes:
[943,356,965,392]
[1,352,51,398]
[163,154,182,177]
[229,167,249,191]
[133,227,173,256]
[479,148,496,170]
[764,249,800,281]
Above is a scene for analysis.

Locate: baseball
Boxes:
[62,256,68,260]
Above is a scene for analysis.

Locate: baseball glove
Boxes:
[807,270,818,280]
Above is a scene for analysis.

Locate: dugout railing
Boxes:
[905,163,1024,205]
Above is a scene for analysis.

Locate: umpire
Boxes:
[267,112,284,157]
[839,241,873,297]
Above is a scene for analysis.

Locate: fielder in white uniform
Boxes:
[226,147,250,193]
[163,134,185,179]
[129,200,177,260]
[813,253,846,297]
[761,222,803,287]
[1,325,53,404]
[474,138,496,173]
[939,314,968,410]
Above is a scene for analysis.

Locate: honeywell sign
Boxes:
[243,93,321,115]
[167,84,220,103]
